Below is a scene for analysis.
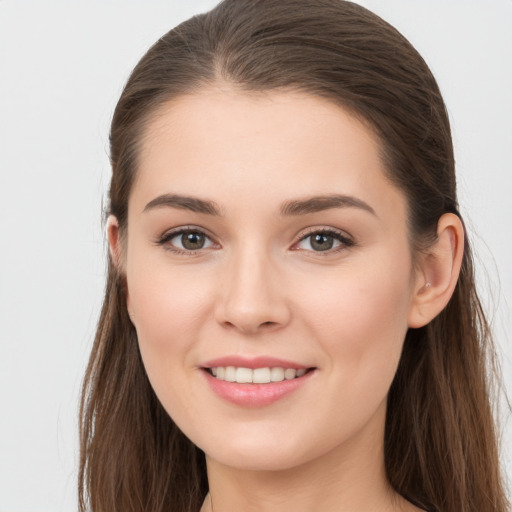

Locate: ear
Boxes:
[408,213,464,328]
[106,215,135,321]
[106,214,123,270]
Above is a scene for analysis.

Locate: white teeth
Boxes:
[209,366,309,384]
[270,367,285,382]
[235,367,253,383]
[253,367,271,384]
[225,366,236,382]
[284,369,297,380]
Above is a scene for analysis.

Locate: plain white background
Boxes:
[0,1,510,510]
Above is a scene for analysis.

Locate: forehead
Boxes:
[132,86,406,221]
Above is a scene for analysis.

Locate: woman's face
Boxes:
[121,87,423,471]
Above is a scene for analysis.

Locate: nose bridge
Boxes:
[216,240,289,333]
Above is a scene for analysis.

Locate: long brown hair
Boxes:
[79,1,509,511]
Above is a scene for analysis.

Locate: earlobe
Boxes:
[408,213,464,328]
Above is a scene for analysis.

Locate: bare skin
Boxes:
[199,404,425,511]
[108,85,463,512]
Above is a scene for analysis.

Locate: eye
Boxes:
[157,228,216,253]
[294,229,354,253]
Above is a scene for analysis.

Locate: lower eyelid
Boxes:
[156,227,352,253]
[295,237,346,252]
[172,235,214,250]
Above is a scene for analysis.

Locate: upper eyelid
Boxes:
[295,226,353,242]
[158,225,216,242]
[156,227,218,254]
[156,225,354,249]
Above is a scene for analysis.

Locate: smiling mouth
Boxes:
[205,366,315,384]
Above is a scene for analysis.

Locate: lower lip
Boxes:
[203,369,315,407]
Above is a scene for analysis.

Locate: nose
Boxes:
[214,246,291,335]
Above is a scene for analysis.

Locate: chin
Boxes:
[194,426,328,473]
[206,446,308,472]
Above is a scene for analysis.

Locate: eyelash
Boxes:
[156,226,217,256]
[293,227,355,255]
[156,226,355,255]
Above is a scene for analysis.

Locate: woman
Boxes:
[79,1,509,511]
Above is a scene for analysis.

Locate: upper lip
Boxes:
[201,356,312,370]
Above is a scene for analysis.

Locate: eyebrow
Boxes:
[143,194,222,215]
[142,193,376,217]
[280,194,376,217]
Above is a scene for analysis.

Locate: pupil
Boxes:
[311,234,333,251]
[182,231,205,250]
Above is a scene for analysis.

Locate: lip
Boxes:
[200,356,316,407]
[201,355,311,370]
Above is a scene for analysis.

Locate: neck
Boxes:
[201,405,415,512]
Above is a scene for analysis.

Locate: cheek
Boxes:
[299,248,414,398]
[125,252,216,375]
[125,263,219,430]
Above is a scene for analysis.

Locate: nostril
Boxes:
[220,320,277,334]
[259,321,280,331]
